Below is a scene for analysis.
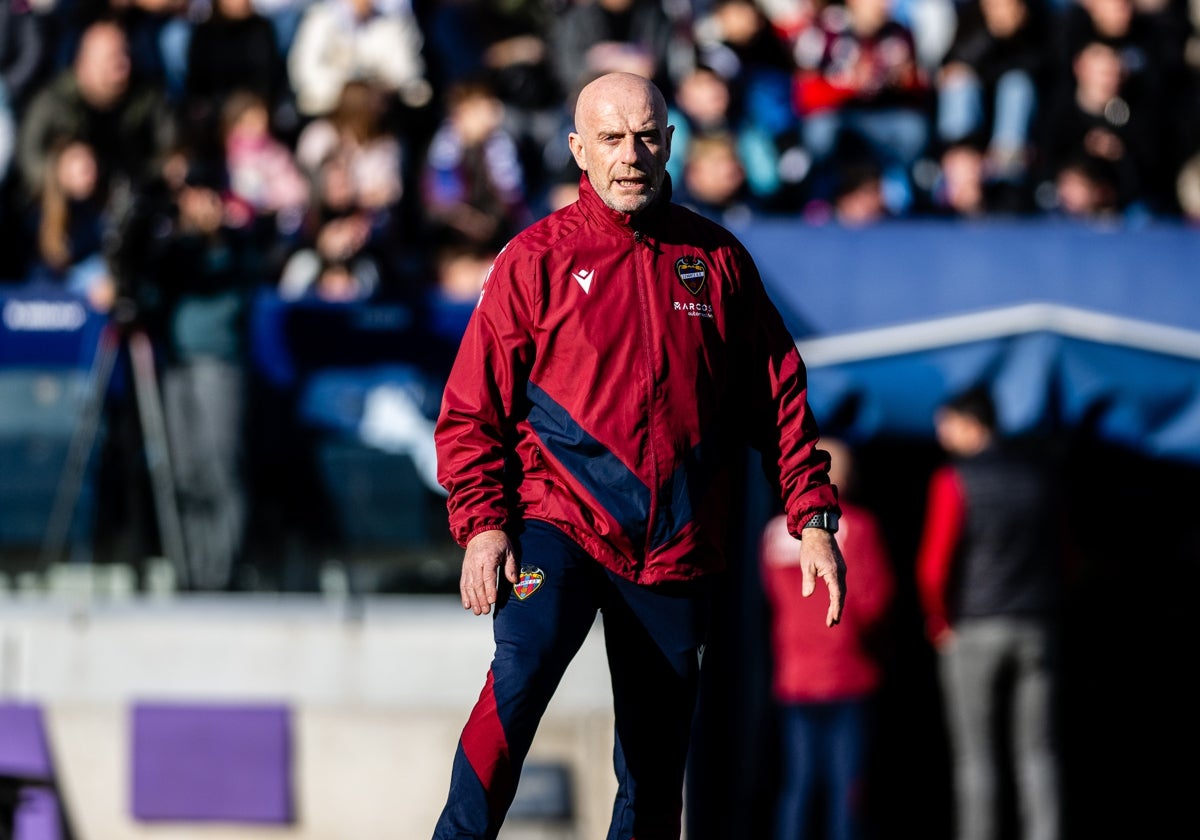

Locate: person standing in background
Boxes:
[112,149,266,591]
[916,385,1067,840]
[762,437,895,840]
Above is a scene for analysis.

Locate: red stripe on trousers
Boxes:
[460,668,515,823]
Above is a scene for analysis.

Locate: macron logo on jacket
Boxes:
[571,268,595,294]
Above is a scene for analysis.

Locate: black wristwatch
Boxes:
[801,509,839,535]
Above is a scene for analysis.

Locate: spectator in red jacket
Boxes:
[762,437,895,840]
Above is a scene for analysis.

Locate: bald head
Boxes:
[573,73,668,135]
[75,21,131,109]
[568,72,673,215]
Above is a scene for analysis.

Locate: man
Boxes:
[432,71,846,840]
[762,438,894,840]
[16,17,175,200]
[916,385,1066,840]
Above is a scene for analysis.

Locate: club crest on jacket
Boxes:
[675,256,707,295]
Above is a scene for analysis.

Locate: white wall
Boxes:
[0,593,619,840]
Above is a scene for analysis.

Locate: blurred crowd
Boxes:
[4,0,1198,593]
[1,0,1199,314]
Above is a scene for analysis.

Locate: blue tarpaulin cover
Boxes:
[735,219,1200,462]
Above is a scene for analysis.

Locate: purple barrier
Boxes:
[130,702,293,824]
[0,702,66,840]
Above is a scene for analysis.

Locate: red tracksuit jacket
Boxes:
[435,174,837,584]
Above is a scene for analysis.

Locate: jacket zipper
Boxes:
[632,229,657,579]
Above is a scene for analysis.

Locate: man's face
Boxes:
[76,23,131,109]
[568,83,672,215]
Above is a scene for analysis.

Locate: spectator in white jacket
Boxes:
[287,0,430,118]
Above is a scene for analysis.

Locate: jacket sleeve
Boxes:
[916,464,966,641]
[434,246,537,546]
[732,245,839,536]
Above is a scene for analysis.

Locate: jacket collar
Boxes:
[576,172,673,235]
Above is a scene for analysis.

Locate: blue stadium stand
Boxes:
[248,291,465,592]
[0,286,107,573]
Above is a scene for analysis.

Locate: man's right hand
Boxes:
[460,529,518,615]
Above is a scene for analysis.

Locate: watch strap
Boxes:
[801,509,839,533]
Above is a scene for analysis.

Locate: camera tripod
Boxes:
[40,315,191,589]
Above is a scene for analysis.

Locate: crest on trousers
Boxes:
[514,565,545,600]
[675,256,707,296]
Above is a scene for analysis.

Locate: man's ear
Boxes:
[665,124,674,163]
[568,133,587,171]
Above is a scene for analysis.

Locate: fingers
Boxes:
[460,562,491,615]
[824,568,844,627]
[481,564,500,614]
[460,530,514,616]
[823,550,847,627]
[798,533,847,628]
[801,562,817,598]
[462,556,501,615]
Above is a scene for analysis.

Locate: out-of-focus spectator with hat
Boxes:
[277,147,388,302]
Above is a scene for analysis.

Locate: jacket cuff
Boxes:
[459,521,508,547]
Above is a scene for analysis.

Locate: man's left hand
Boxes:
[798,529,847,627]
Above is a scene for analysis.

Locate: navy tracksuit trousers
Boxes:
[432,520,711,840]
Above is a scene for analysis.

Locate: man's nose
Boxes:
[618,137,641,165]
